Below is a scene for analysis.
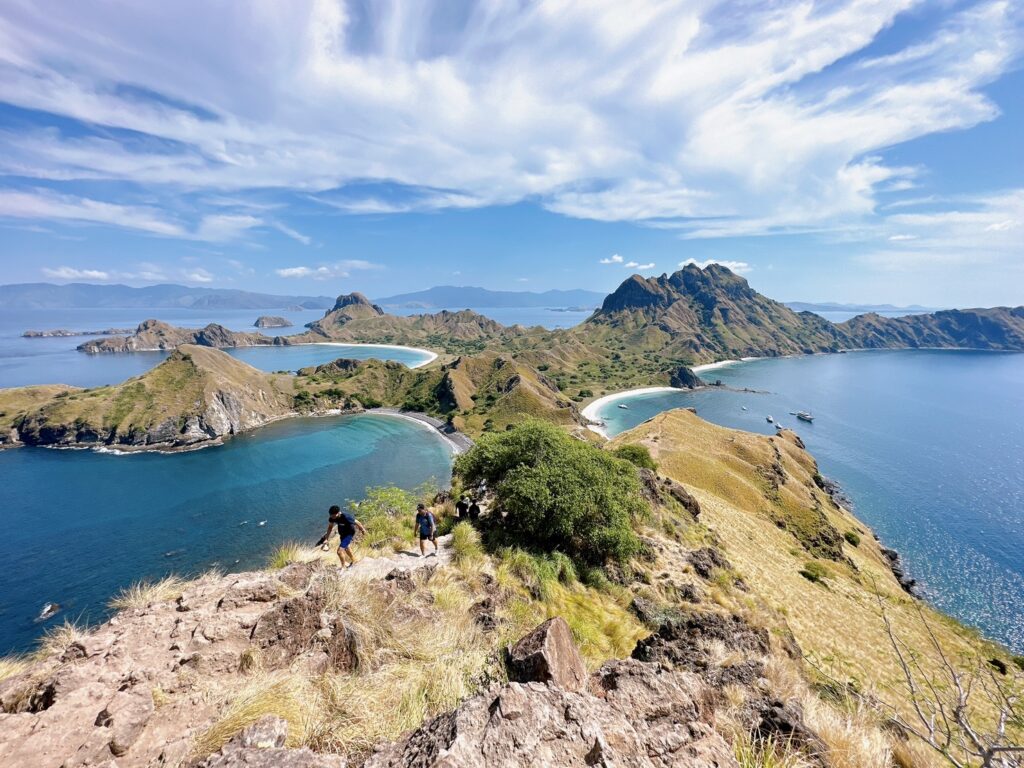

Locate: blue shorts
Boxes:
[338,534,354,549]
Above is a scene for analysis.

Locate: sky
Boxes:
[0,0,1021,307]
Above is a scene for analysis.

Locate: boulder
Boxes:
[507,617,588,692]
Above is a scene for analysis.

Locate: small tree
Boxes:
[454,420,644,565]
[876,593,1023,767]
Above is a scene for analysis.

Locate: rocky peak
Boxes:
[599,274,674,313]
[330,292,384,315]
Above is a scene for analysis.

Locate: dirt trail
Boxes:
[344,532,454,580]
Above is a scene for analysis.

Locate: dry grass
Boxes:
[189,673,316,760]
[192,567,496,763]
[0,655,30,682]
[733,732,815,768]
[800,694,891,768]
[450,521,484,567]
[109,574,188,611]
[614,409,1018,754]
[34,619,90,660]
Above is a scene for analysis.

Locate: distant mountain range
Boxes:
[373,285,605,309]
[0,283,334,310]
[784,301,937,314]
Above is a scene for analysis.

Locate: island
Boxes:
[23,328,133,338]
[253,315,293,328]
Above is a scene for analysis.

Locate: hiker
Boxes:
[415,502,437,557]
[318,504,366,568]
[455,494,469,519]
[468,497,481,521]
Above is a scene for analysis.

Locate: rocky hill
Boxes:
[296,351,583,433]
[579,264,845,362]
[0,346,295,449]
[840,306,1024,350]
[79,320,287,353]
[293,293,518,353]
[254,315,293,329]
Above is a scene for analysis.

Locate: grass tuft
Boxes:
[34,619,90,660]
[450,522,484,567]
[268,541,304,569]
[0,655,30,682]
[109,574,187,611]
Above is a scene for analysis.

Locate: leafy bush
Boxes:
[293,390,314,409]
[454,420,644,565]
[843,530,861,547]
[351,486,420,551]
[612,443,657,471]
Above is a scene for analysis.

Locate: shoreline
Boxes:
[581,386,685,438]
[311,342,439,368]
[6,407,471,456]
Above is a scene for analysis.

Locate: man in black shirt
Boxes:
[455,494,469,519]
[318,504,367,568]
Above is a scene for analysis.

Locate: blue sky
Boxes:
[0,0,1021,306]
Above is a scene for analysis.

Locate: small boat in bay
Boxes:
[796,411,815,423]
[766,415,774,423]
[618,403,629,409]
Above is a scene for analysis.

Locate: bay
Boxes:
[593,350,1024,652]
[0,413,454,654]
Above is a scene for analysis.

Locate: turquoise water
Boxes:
[0,413,453,654]
[0,309,434,388]
[595,350,1024,652]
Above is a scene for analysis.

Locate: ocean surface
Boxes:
[593,350,1024,652]
[0,413,454,654]
[0,309,434,388]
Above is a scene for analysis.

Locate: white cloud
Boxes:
[274,222,312,245]
[0,189,184,236]
[0,0,1016,243]
[679,258,753,274]
[182,268,215,283]
[599,254,624,264]
[625,261,656,270]
[42,266,110,280]
[858,189,1024,271]
[275,259,381,280]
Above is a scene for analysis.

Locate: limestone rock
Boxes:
[507,617,588,692]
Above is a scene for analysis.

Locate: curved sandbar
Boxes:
[311,342,438,368]
[581,358,762,436]
[581,387,680,438]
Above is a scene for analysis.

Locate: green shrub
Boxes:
[612,444,657,471]
[799,560,829,584]
[843,530,861,547]
[293,390,314,409]
[454,420,644,565]
[351,486,420,550]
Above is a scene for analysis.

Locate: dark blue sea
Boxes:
[594,350,1024,652]
[0,414,453,654]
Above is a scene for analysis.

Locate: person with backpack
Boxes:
[415,503,437,557]
[468,497,481,522]
[455,494,469,519]
[318,504,367,568]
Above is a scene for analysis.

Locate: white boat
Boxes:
[796,411,815,423]
[618,403,629,409]
[741,406,747,411]
[766,415,774,423]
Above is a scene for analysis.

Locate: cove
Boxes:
[589,350,1024,653]
[0,413,454,654]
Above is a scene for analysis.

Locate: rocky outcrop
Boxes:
[507,617,588,692]
[669,365,704,389]
[78,319,287,353]
[638,468,702,519]
[0,563,338,768]
[254,315,293,328]
[366,656,738,768]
